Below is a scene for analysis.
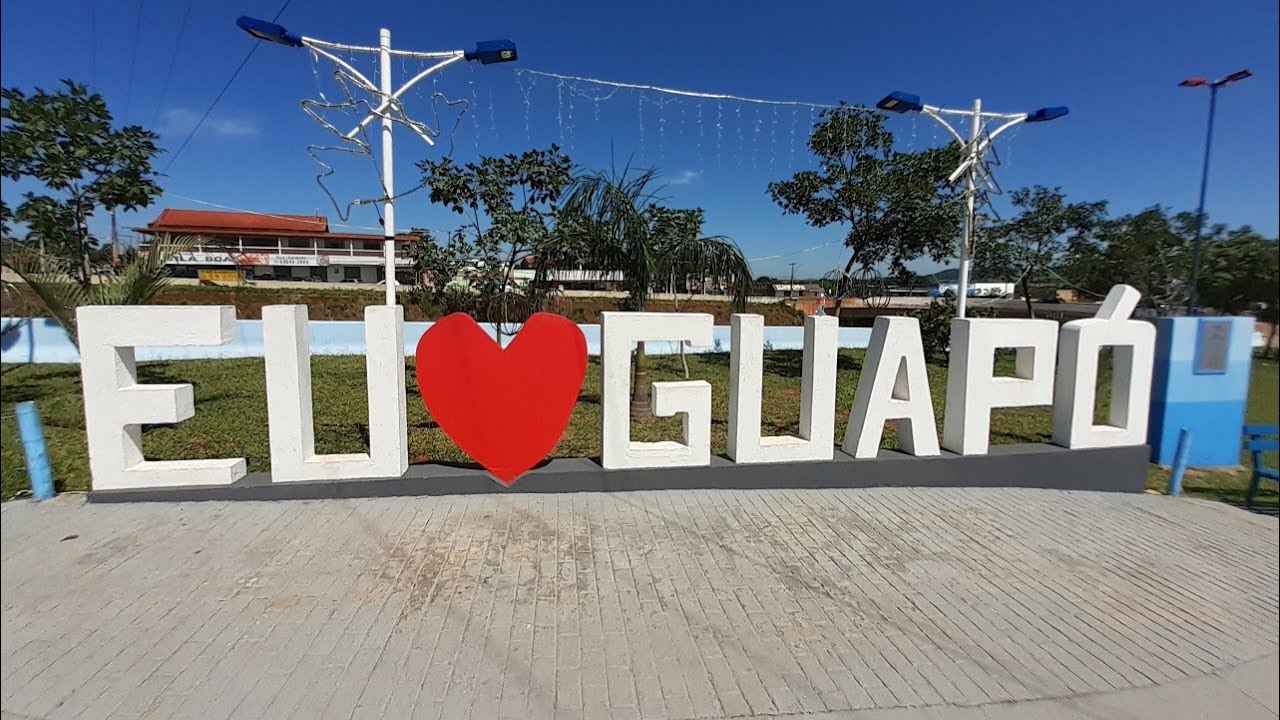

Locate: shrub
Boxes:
[907,298,996,362]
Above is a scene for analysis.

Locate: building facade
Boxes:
[136,209,416,285]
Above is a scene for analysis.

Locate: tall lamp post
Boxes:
[1178,69,1252,315]
[236,16,517,306]
[876,92,1068,318]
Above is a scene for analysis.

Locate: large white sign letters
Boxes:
[77,285,1157,489]
[942,317,1059,455]
[264,305,408,481]
[1053,285,1155,448]
[728,314,838,464]
[600,312,714,470]
[78,306,247,489]
[843,316,940,459]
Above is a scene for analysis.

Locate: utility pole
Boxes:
[789,262,798,300]
[110,208,119,269]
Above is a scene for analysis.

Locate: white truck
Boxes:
[934,282,1016,299]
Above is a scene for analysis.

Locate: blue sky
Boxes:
[2,0,1276,278]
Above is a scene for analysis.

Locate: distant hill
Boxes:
[922,268,960,282]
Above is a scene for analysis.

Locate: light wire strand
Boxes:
[516,69,845,110]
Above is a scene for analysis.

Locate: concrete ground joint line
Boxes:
[2,489,1275,719]
[712,652,1280,719]
[1,711,48,720]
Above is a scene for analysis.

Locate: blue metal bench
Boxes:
[1244,424,1279,509]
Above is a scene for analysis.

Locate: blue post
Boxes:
[15,401,55,501]
[1169,428,1193,497]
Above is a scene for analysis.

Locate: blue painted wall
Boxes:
[1148,317,1255,467]
[0,316,874,364]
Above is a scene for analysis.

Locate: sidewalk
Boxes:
[3,488,1277,719]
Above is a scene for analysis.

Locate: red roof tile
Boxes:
[147,209,328,234]
[135,208,417,242]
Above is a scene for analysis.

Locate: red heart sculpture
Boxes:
[415,312,587,484]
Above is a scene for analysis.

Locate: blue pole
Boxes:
[14,401,55,501]
[1169,427,1193,497]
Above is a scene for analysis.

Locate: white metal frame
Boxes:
[917,101,1029,319]
[301,32,468,306]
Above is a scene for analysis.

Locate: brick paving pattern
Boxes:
[2,488,1277,719]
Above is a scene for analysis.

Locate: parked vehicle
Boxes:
[935,283,1015,299]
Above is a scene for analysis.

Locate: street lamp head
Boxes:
[1182,71,1252,89]
[876,91,923,114]
[1025,106,1069,123]
[236,16,302,47]
[464,39,518,64]
[1217,69,1252,86]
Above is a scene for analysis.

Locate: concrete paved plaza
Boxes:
[2,488,1277,719]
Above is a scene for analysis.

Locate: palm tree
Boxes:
[1,234,203,348]
[560,166,752,418]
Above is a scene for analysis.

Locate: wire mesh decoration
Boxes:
[303,48,471,222]
[478,284,574,340]
[820,265,891,310]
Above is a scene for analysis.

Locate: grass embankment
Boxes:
[3,352,1276,507]
[0,283,807,325]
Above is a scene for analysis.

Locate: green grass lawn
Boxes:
[2,352,1276,508]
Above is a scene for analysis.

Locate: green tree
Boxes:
[980,186,1107,317]
[1,80,163,286]
[1057,206,1280,316]
[1078,208,1197,311]
[561,166,752,417]
[1198,227,1279,315]
[1,199,15,242]
[767,104,961,280]
[403,227,467,299]
[419,146,574,336]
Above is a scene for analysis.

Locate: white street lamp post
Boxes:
[877,92,1068,318]
[236,16,517,306]
[377,28,397,308]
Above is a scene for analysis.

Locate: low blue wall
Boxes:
[1,316,874,364]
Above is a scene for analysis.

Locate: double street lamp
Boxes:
[876,92,1068,318]
[1178,69,1252,315]
[236,16,517,306]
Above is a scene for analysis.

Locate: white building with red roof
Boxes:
[135,209,416,285]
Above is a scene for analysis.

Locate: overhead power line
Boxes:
[1044,266,1107,299]
[162,0,292,174]
[150,0,195,128]
[89,2,97,87]
[122,0,145,123]
[747,240,844,262]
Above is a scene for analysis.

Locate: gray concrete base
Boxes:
[87,443,1150,503]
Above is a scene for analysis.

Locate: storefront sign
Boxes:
[171,251,238,265]
[268,255,321,267]
[167,252,409,267]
